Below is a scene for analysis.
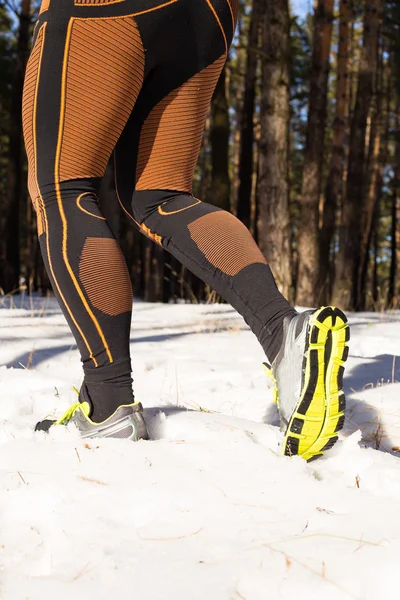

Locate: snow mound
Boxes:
[1,302,400,599]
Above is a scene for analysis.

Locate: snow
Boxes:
[1,297,400,599]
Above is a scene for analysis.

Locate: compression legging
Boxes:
[22,0,296,420]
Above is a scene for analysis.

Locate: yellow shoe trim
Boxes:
[262,363,279,405]
[54,400,91,425]
[54,391,142,427]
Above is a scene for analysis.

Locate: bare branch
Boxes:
[3,0,21,19]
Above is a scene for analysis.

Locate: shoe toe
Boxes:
[35,419,56,433]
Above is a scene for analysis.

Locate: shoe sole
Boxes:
[35,402,149,441]
[283,306,349,462]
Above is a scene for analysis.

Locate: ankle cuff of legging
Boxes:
[83,358,132,383]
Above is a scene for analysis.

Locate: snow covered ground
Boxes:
[1,296,400,600]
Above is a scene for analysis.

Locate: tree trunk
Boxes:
[25,192,35,292]
[396,187,400,303]
[320,0,351,302]
[372,198,380,305]
[232,12,245,214]
[339,7,356,226]
[197,114,211,201]
[296,0,334,306]
[359,43,390,309]
[237,0,261,227]
[209,63,231,210]
[332,0,382,310]
[389,183,397,306]
[2,0,31,293]
[389,98,400,305]
[257,0,292,298]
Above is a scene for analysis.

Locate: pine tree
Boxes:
[237,0,261,228]
[257,0,292,298]
[320,0,352,301]
[296,0,334,306]
[332,0,383,310]
[2,0,32,293]
[209,64,231,211]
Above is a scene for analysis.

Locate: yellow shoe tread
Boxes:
[283,306,349,462]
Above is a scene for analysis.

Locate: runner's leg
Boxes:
[125,0,296,363]
[23,0,147,420]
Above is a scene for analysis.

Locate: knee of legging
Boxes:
[131,189,212,228]
[37,178,99,209]
[131,189,179,223]
[134,192,269,277]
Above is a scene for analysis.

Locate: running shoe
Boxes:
[35,386,149,441]
[265,306,349,461]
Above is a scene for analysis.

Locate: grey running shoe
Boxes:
[35,398,149,441]
[265,306,350,461]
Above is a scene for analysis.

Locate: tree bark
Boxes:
[372,198,379,305]
[2,0,31,293]
[396,186,400,303]
[332,0,382,310]
[237,0,261,227]
[232,12,245,214]
[257,0,292,299]
[196,114,211,201]
[389,182,397,306]
[320,0,352,302]
[209,63,231,210]
[359,43,390,309]
[296,0,334,306]
[389,98,400,305]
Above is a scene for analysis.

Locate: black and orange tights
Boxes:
[22,0,296,421]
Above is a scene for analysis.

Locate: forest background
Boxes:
[0,0,397,312]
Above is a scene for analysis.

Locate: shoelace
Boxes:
[262,362,279,407]
[54,397,91,426]
[54,401,81,425]
[53,386,142,427]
